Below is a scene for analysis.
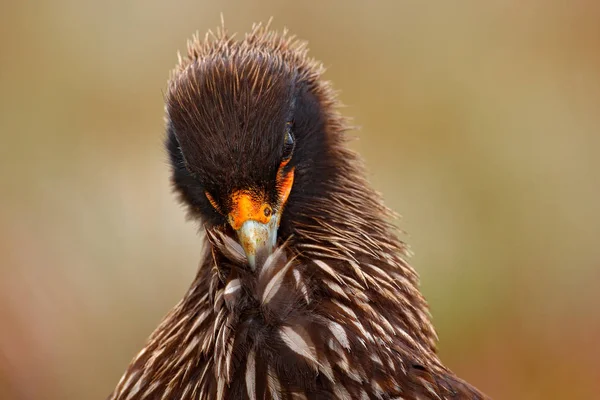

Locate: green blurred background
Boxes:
[1,1,599,399]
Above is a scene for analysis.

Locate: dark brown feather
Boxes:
[109,21,489,400]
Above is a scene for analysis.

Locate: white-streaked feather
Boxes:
[259,246,287,279]
[293,269,310,304]
[224,278,241,295]
[267,366,282,400]
[333,384,352,400]
[262,261,293,304]
[279,326,318,365]
[324,280,350,299]
[328,320,350,349]
[246,349,257,400]
[313,259,344,283]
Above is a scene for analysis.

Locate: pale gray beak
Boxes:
[236,217,279,269]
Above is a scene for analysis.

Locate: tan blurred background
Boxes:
[1,1,599,399]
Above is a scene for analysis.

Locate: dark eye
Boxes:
[282,122,295,160]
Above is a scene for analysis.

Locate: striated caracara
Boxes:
[108,21,488,400]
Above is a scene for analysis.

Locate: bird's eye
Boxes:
[282,122,295,160]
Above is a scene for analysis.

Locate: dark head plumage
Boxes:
[109,21,488,400]
[165,24,340,239]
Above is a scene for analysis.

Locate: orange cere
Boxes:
[228,191,272,230]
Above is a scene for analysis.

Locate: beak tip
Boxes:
[246,253,256,269]
[236,219,277,270]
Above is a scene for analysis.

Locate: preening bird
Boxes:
[109,22,488,400]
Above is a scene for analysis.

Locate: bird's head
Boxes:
[165,26,342,268]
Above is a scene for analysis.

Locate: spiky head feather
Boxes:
[165,21,343,232]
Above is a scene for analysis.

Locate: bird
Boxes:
[108,20,488,400]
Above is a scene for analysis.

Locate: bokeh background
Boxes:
[1,1,599,399]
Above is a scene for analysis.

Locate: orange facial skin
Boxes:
[228,191,272,230]
[225,162,295,231]
[276,166,294,209]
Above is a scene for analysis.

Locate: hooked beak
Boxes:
[227,190,282,269]
[226,168,294,269]
[236,217,279,269]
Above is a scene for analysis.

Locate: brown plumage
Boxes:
[109,21,488,400]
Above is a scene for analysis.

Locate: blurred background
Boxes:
[1,1,599,399]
